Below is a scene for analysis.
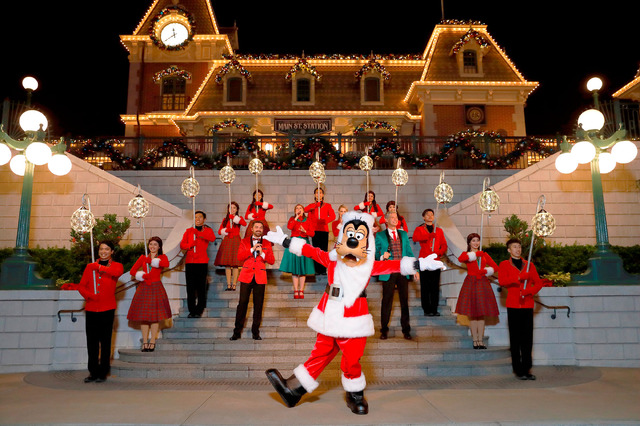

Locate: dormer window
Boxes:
[286,58,320,105]
[364,77,380,102]
[214,59,252,106]
[296,78,311,102]
[356,59,389,105]
[463,50,478,74]
[451,29,490,77]
[227,77,243,103]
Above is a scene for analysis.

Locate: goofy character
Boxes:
[264,211,444,415]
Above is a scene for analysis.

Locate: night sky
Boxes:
[2,0,637,138]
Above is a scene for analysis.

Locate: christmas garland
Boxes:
[69,131,557,171]
[148,6,196,51]
[355,59,391,82]
[285,58,321,81]
[353,120,399,135]
[153,66,192,83]
[214,59,253,84]
[223,53,423,61]
[452,29,489,54]
[206,119,251,134]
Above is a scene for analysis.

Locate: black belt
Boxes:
[324,284,366,300]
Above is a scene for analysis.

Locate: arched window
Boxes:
[161,77,187,110]
[463,50,477,74]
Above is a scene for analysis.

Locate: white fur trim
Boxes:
[485,266,494,277]
[150,258,160,268]
[467,252,477,261]
[135,271,145,281]
[358,202,365,210]
[293,364,319,393]
[328,250,338,261]
[262,202,269,209]
[400,257,417,276]
[232,215,241,224]
[333,257,373,308]
[288,238,305,256]
[220,229,228,236]
[307,305,375,338]
[342,373,366,392]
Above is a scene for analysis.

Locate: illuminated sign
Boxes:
[274,118,332,135]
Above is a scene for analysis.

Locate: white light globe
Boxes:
[555,152,578,174]
[578,109,605,132]
[9,154,26,176]
[586,77,603,92]
[22,76,39,91]
[611,140,638,164]
[0,143,11,165]
[19,110,48,132]
[571,141,596,164]
[25,142,52,165]
[598,152,616,174]
[48,154,72,176]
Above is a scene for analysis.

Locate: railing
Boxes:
[67,134,559,170]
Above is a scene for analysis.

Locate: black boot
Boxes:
[265,369,307,408]
[346,391,369,415]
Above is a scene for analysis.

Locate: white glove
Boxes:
[135,271,145,281]
[247,213,255,220]
[419,253,445,271]
[150,258,160,268]
[262,202,269,209]
[264,225,287,246]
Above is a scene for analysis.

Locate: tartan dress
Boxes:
[455,251,499,317]
[127,254,172,322]
[214,215,246,267]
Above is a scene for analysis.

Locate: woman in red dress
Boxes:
[214,201,246,291]
[280,204,316,299]
[244,189,273,237]
[354,190,385,232]
[455,233,499,349]
[127,236,172,352]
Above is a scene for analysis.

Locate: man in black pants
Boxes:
[412,209,447,316]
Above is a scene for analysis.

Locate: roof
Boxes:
[134,0,219,36]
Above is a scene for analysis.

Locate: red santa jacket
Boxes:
[237,236,275,284]
[498,258,546,309]
[304,202,335,232]
[130,254,169,284]
[287,215,315,238]
[354,202,386,225]
[218,214,247,238]
[458,251,498,277]
[71,260,124,312]
[412,224,447,260]
[180,225,216,263]
[245,202,273,222]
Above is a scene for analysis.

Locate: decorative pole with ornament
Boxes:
[478,177,500,253]
[70,194,97,293]
[128,185,150,273]
[309,152,325,220]
[391,157,408,206]
[432,171,454,251]
[249,151,263,216]
[181,166,200,253]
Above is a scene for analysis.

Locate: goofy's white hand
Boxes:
[265,226,290,247]
[418,253,446,271]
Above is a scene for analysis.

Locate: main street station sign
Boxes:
[274,118,332,135]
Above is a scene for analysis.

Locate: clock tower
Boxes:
[120,0,237,137]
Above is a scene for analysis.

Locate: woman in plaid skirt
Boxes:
[214,201,246,291]
[128,236,172,352]
[280,204,316,299]
[455,233,499,349]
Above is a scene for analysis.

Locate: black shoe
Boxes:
[379,332,388,340]
[230,333,241,341]
[95,377,106,383]
[346,391,368,415]
[84,376,97,383]
[432,312,441,316]
[403,333,412,340]
[525,373,536,380]
[187,313,195,318]
[517,375,529,380]
[265,369,307,408]
[253,334,262,340]
[194,314,202,318]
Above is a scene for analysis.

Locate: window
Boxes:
[463,50,477,74]
[364,77,380,102]
[227,77,243,103]
[161,77,187,111]
[296,78,311,102]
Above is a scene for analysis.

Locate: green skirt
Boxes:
[280,237,315,276]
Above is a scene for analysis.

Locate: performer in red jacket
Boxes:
[280,204,316,299]
[62,241,123,383]
[214,201,247,291]
[244,189,273,237]
[412,208,447,316]
[353,190,385,232]
[498,238,552,380]
[180,210,216,318]
[304,187,335,275]
[264,211,444,415]
[230,221,275,341]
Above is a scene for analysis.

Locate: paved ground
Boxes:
[1,366,639,425]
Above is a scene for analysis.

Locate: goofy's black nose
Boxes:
[347,237,359,249]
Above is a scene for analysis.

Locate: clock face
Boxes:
[160,23,189,47]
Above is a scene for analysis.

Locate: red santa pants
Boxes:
[303,333,367,380]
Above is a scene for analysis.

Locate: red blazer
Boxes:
[304,202,336,232]
[288,215,315,238]
[218,214,247,238]
[73,260,124,312]
[354,202,386,224]
[130,254,169,283]
[245,202,273,221]
[458,251,498,277]
[237,236,275,284]
[413,224,447,260]
[180,225,216,264]
[498,258,546,309]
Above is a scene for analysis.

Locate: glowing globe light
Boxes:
[555,152,578,174]
[25,141,52,166]
[392,167,408,186]
[70,206,96,234]
[22,76,39,91]
[571,141,596,164]
[309,160,324,179]
[219,165,235,185]
[313,170,326,184]
[479,188,500,213]
[532,209,556,237]
[586,77,603,92]
[578,109,605,132]
[9,154,26,176]
[47,154,72,176]
[0,143,11,166]
[128,194,150,219]
[249,158,263,175]
[434,182,454,204]
[611,140,638,164]
[597,152,616,174]
[19,110,48,132]
[182,176,200,197]
[358,155,373,171]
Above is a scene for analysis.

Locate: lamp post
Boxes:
[0,77,72,289]
[555,76,638,285]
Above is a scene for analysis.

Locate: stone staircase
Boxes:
[112,270,512,380]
